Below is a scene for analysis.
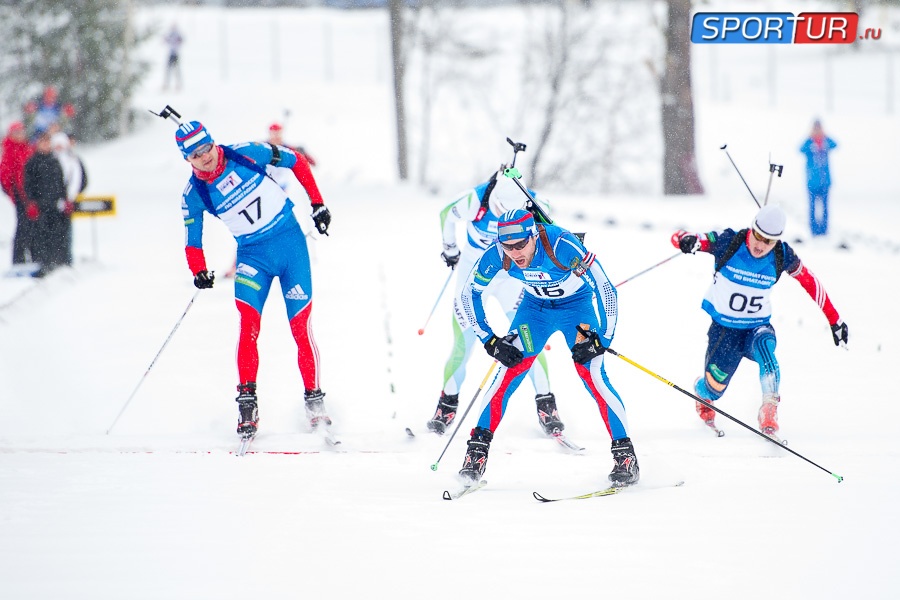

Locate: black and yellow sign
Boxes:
[73,195,116,218]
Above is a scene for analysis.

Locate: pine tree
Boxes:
[0,0,151,143]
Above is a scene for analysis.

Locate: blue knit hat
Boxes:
[497,209,536,242]
[175,121,214,158]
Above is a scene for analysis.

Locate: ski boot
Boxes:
[535,392,565,435]
[304,388,332,429]
[426,392,459,435]
[758,394,780,435]
[459,426,493,484]
[694,377,716,422]
[609,437,640,487]
[236,382,259,438]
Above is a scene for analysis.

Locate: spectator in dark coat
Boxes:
[23,130,68,276]
[800,119,837,237]
[0,122,35,264]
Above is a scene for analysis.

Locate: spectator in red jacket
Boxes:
[0,122,35,264]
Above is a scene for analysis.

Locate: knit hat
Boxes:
[751,205,787,240]
[497,209,536,242]
[50,131,70,151]
[488,173,526,217]
[175,121,214,158]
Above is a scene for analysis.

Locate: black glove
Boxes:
[678,233,700,254]
[571,325,606,364]
[441,244,460,269]
[831,320,848,346]
[311,205,331,236]
[484,333,523,368]
[194,270,215,289]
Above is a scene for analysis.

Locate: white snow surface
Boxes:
[1,3,899,599]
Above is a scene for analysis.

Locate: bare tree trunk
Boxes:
[529,2,570,188]
[661,0,703,195]
[389,0,409,181]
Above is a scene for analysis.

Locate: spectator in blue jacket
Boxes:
[799,120,837,237]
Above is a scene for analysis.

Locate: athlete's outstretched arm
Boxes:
[789,261,840,325]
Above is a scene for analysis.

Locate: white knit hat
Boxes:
[488,174,526,217]
[751,205,786,240]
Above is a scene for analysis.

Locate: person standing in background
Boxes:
[23,129,67,277]
[800,120,837,238]
[1,122,34,265]
[23,86,75,139]
[51,132,87,266]
[163,24,184,92]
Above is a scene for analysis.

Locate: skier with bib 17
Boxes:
[670,204,849,440]
[456,198,640,487]
[176,120,333,441]
[427,169,565,438]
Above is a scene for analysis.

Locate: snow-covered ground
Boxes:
[1,3,898,599]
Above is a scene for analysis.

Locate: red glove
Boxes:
[25,201,39,221]
[64,200,75,215]
[63,104,76,118]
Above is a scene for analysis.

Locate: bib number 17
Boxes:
[238,196,262,225]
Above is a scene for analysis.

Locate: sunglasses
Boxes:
[751,229,776,245]
[188,143,214,160]
[500,237,532,251]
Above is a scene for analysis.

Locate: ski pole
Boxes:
[106,290,202,434]
[605,347,843,483]
[430,360,499,471]
[417,269,454,336]
[720,144,761,208]
[614,252,682,287]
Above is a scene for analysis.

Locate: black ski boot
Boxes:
[304,388,332,429]
[535,392,565,435]
[426,392,459,435]
[609,437,640,487]
[459,426,493,484]
[236,382,258,438]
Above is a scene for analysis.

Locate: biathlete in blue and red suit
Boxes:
[456,206,640,487]
[671,204,849,440]
[176,120,333,438]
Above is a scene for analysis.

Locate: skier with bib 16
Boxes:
[176,120,333,442]
[670,204,849,441]
[427,169,565,438]
[456,198,640,488]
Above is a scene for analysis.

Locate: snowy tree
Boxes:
[0,0,151,143]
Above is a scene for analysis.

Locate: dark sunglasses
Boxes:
[751,229,776,245]
[188,143,214,160]
[500,237,532,251]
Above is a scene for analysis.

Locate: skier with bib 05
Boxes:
[176,121,333,440]
[671,204,849,440]
[456,202,640,487]
[428,169,565,437]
